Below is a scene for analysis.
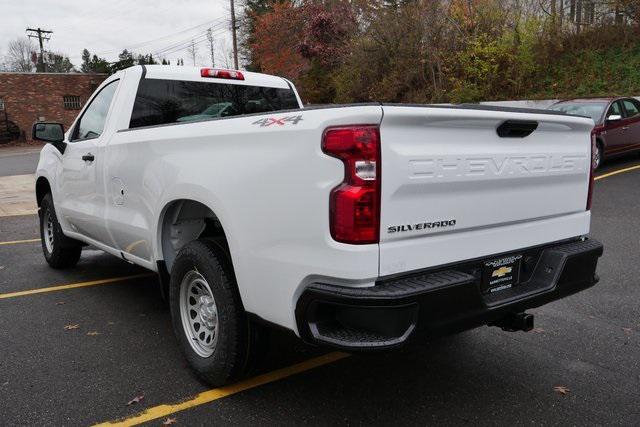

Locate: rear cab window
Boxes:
[129,78,300,129]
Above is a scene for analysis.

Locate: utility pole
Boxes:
[206,28,215,67]
[26,27,53,72]
[229,0,239,69]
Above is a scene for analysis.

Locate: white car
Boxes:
[33,65,603,386]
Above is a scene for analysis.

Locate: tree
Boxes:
[80,49,111,73]
[80,48,92,72]
[240,0,291,70]
[137,53,158,65]
[44,52,74,73]
[6,38,34,72]
[111,49,135,72]
[186,40,198,66]
[91,55,111,73]
[250,2,308,80]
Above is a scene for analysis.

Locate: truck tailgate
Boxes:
[378,105,594,276]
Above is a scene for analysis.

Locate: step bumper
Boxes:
[295,238,603,350]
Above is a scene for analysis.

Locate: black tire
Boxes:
[39,193,82,269]
[593,141,603,170]
[169,238,267,386]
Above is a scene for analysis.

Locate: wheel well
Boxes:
[35,177,51,207]
[159,200,227,271]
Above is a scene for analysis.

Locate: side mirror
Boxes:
[606,114,622,123]
[32,122,66,153]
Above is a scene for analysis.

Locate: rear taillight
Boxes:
[322,125,381,244]
[200,68,245,80]
[587,132,596,210]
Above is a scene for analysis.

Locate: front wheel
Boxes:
[593,141,603,170]
[39,193,82,269]
[169,238,266,386]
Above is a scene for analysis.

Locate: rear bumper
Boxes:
[295,238,603,350]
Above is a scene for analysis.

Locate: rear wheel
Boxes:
[39,193,82,269]
[169,238,267,386]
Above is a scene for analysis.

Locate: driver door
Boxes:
[621,98,640,149]
[57,79,119,246]
[603,100,628,155]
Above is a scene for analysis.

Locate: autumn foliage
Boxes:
[250,3,307,80]
[244,0,640,104]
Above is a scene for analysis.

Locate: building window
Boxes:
[0,99,4,111]
[63,95,82,110]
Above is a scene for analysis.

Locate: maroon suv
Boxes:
[550,97,640,169]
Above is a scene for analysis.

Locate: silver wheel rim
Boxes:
[43,209,54,254]
[179,270,218,357]
[594,145,601,169]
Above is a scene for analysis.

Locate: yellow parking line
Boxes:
[0,273,155,300]
[595,164,640,181]
[0,238,40,246]
[95,351,350,426]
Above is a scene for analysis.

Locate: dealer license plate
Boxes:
[482,254,523,294]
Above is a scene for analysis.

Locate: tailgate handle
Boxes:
[497,120,538,138]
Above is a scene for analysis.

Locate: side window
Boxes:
[607,101,623,119]
[623,99,640,118]
[71,80,119,142]
[129,79,300,129]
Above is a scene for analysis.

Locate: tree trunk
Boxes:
[570,0,576,23]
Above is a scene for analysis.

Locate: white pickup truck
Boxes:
[33,65,603,386]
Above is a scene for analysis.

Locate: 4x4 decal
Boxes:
[252,115,303,127]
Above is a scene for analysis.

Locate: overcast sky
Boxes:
[0,0,235,68]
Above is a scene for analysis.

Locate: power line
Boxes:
[68,18,228,61]
[151,30,212,56]
[93,17,227,56]
[26,27,52,72]
[150,23,228,58]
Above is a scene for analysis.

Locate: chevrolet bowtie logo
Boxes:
[492,266,513,278]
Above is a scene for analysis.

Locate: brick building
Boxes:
[0,72,107,143]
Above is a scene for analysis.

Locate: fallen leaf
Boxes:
[107,321,115,325]
[126,394,145,406]
[162,417,177,425]
[87,331,100,336]
[622,328,633,334]
[64,324,79,330]
[554,386,570,395]
[531,327,545,333]
[55,301,65,305]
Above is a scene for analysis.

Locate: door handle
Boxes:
[82,153,95,162]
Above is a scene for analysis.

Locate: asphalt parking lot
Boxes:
[0,149,639,425]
